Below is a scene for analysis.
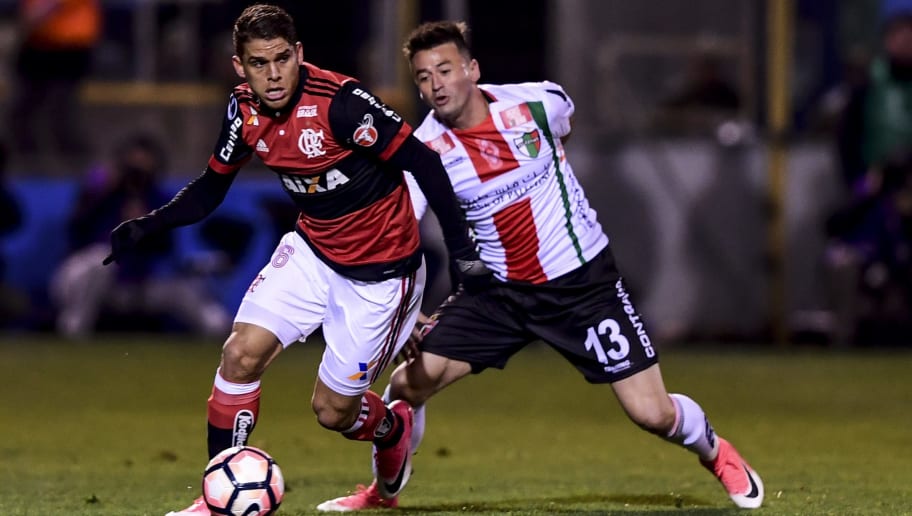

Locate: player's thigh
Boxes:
[532,251,659,383]
[319,262,426,397]
[234,232,328,347]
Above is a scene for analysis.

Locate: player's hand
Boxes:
[400,333,420,364]
[395,312,431,364]
[453,256,494,294]
[102,216,156,265]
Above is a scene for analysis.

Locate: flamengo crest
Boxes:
[298,128,326,158]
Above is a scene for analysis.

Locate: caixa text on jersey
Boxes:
[280,170,350,194]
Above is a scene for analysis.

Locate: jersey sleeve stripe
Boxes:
[377,123,413,161]
[546,88,568,102]
[207,155,244,174]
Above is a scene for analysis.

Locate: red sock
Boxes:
[342,390,400,445]
[206,384,261,458]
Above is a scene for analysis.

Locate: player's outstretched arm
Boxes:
[103,166,238,265]
[387,136,492,291]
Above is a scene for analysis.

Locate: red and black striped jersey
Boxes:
[208,63,420,280]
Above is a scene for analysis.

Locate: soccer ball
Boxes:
[202,446,285,516]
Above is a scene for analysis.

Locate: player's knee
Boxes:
[389,366,435,406]
[220,338,267,381]
[311,397,354,431]
[389,353,467,405]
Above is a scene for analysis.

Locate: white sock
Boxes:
[213,367,261,394]
[381,383,426,453]
[666,393,719,461]
[410,403,426,452]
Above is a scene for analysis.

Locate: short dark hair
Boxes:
[233,3,298,57]
[402,21,471,61]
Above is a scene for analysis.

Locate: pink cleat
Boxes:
[701,437,764,509]
[373,400,414,498]
[165,495,210,516]
[316,481,398,512]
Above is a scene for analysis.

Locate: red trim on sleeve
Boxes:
[378,122,413,161]
[207,155,245,174]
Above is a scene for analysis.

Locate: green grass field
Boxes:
[1,335,910,515]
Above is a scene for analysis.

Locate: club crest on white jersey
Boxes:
[411,81,608,284]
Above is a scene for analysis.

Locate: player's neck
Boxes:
[448,88,490,130]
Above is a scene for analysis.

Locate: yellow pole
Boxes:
[766,0,793,346]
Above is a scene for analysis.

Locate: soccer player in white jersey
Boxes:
[318,21,763,511]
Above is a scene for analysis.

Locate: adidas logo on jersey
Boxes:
[256,139,270,153]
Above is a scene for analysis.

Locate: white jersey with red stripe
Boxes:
[409,81,608,284]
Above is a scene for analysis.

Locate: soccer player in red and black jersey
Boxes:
[102,5,489,515]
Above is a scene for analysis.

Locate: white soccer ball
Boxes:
[202,446,285,515]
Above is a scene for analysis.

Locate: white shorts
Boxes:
[235,231,426,396]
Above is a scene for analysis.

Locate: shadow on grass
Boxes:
[399,492,738,514]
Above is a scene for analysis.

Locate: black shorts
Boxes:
[420,246,659,383]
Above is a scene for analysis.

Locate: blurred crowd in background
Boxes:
[1,0,912,348]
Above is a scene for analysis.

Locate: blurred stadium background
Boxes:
[0,0,906,347]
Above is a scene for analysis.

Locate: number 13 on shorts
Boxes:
[585,316,656,375]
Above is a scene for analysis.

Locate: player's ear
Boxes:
[295,42,304,64]
[232,55,246,79]
[467,58,480,82]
